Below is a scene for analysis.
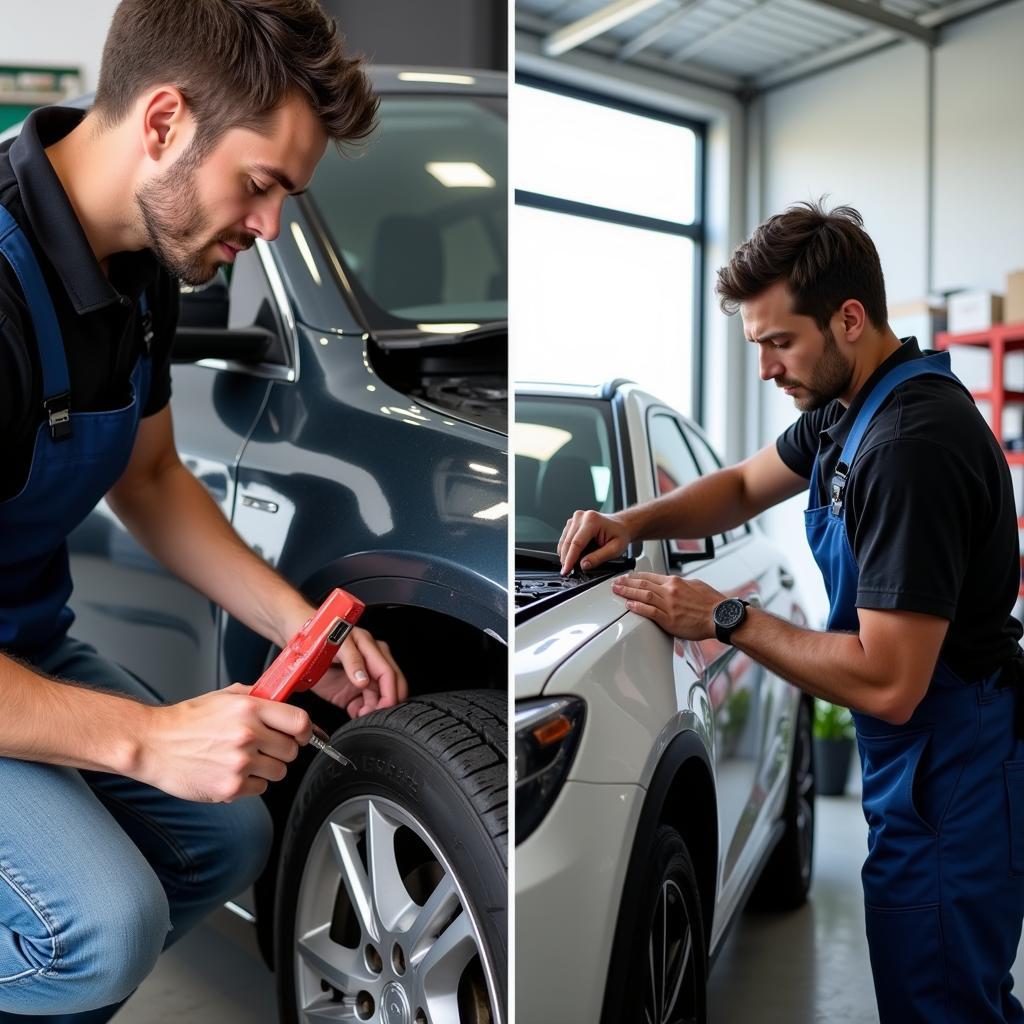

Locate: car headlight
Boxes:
[515,696,586,845]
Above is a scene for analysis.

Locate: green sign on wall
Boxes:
[0,65,82,133]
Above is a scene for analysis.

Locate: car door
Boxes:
[67,255,278,704]
[647,410,763,899]
[681,420,797,893]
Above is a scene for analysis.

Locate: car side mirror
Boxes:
[179,270,230,329]
[171,326,277,364]
[667,535,716,566]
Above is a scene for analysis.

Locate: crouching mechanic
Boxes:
[559,201,1024,1022]
[0,2,408,1021]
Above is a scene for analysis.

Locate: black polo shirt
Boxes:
[777,336,1023,680]
[0,106,177,502]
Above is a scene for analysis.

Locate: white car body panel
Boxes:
[515,381,810,1024]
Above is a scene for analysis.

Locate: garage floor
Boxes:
[112,794,1024,1023]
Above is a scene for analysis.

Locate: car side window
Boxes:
[649,413,706,556]
[226,250,291,368]
[683,422,751,544]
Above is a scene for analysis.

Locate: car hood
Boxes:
[514,552,659,699]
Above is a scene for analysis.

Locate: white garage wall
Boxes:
[750,0,1024,625]
[0,1,119,91]
[933,2,1024,293]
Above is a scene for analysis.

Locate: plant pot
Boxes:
[814,736,854,796]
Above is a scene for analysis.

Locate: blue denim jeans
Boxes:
[0,636,274,1021]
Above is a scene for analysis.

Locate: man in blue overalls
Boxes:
[0,2,406,1021]
[560,200,1024,1021]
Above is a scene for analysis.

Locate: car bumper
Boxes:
[515,779,645,1024]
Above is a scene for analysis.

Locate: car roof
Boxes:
[516,378,637,401]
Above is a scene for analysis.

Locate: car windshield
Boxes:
[515,396,622,551]
[308,92,507,329]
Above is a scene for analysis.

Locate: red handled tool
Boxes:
[251,588,366,767]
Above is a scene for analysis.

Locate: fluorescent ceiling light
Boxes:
[543,0,665,56]
[290,222,321,285]
[417,322,480,334]
[517,425,572,462]
[426,162,494,188]
[470,462,500,476]
[474,502,509,521]
[399,72,476,85]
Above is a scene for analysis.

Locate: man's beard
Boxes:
[135,141,249,286]
[785,325,854,413]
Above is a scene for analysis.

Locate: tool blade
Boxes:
[308,731,354,768]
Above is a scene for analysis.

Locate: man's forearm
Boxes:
[731,608,914,722]
[624,466,752,542]
[108,461,311,647]
[0,652,146,772]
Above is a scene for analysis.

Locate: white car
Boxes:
[514,380,816,1024]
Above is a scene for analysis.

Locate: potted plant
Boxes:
[813,699,856,796]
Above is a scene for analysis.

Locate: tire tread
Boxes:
[343,690,508,863]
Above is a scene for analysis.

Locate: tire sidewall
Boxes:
[275,723,507,1023]
[627,827,708,1024]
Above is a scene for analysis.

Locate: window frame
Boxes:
[513,73,707,420]
[646,408,715,568]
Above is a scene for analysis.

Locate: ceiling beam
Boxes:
[542,0,668,56]
[800,0,937,44]
[671,0,776,61]
[616,0,706,60]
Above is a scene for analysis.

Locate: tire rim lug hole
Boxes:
[356,990,375,1020]
[392,942,407,975]
[365,943,383,975]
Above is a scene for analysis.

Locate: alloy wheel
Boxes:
[642,878,697,1024]
[293,796,499,1024]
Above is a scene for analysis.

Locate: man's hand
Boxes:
[612,572,724,640]
[137,685,311,803]
[558,510,633,576]
[312,626,409,719]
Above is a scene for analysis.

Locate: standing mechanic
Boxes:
[559,201,1024,1023]
[0,2,408,1021]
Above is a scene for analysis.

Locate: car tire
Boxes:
[626,826,708,1024]
[274,690,507,1024]
[749,697,816,911]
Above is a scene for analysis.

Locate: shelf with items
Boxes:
[936,325,1024,602]
[936,323,1024,447]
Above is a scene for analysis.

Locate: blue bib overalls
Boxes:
[806,351,1024,1022]
[0,204,272,1022]
[0,204,152,652]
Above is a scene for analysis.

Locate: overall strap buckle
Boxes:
[831,461,850,516]
[140,308,154,354]
[43,391,72,441]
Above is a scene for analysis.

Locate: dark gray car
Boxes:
[52,68,508,1024]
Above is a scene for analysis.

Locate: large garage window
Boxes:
[512,78,705,418]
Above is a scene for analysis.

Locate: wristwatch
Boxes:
[713,598,749,644]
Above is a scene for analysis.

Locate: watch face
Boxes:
[715,599,744,629]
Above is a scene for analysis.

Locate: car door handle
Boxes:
[778,567,795,589]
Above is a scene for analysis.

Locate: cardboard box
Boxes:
[889,300,947,349]
[1006,270,1024,326]
[948,290,1003,334]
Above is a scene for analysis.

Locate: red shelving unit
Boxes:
[936,323,1024,596]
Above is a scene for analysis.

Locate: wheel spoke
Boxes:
[297,922,375,994]
[419,909,478,1004]
[405,871,460,963]
[663,928,691,1024]
[329,821,380,944]
[648,925,657,1020]
[300,996,361,1022]
[366,800,415,932]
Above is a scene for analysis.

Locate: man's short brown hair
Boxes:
[94,0,378,154]
[716,200,888,331]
